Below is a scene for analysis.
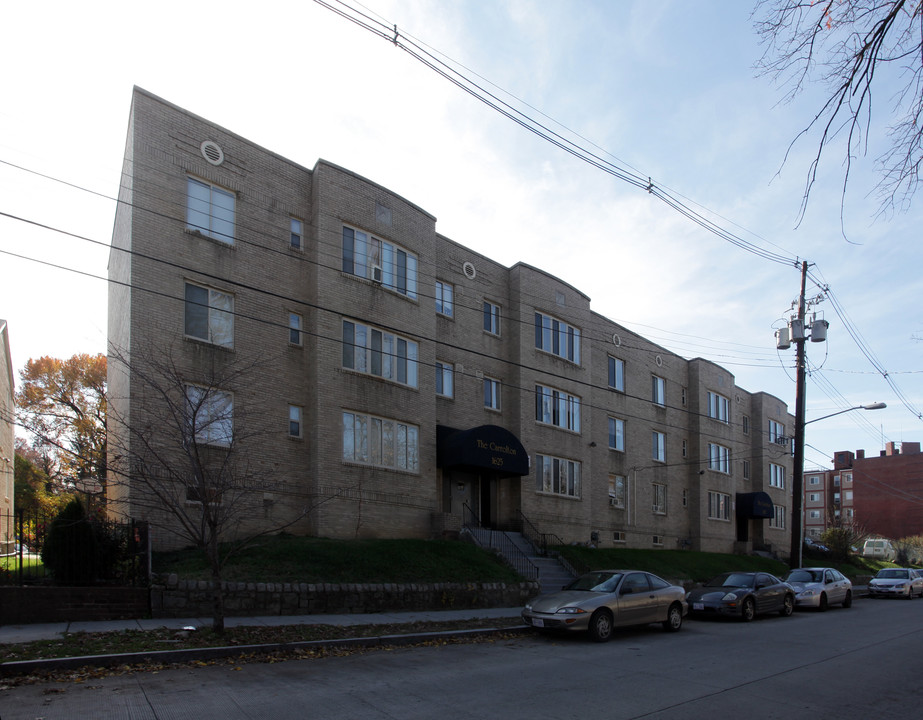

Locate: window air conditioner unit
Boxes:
[371,265,383,283]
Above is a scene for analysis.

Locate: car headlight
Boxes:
[722,592,738,602]
[524,603,532,610]
[799,589,816,597]
[555,607,587,615]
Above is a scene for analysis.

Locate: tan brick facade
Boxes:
[108,88,795,555]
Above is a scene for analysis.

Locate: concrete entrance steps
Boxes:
[464,527,574,595]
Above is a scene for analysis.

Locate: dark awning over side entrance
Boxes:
[436,424,529,476]
[736,491,774,519]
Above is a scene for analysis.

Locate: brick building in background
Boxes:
[804,442,923,541]
[107,87,796,555]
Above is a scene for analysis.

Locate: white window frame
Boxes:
[535,454,581,498]
[769,419,785,443]
[289,405,302,438]
[708,491,731,521]
[652,375,665,406]
[484,377,501,410]
[770,462,786,489]
[289,313,302,346]
[708,443,730,473]
[652,431,666,462]
[483,301,501,335]
[608,474,626,508]
[535,311,581,364]
[290,218,303,250]
[535,384,581,432]
[184,282,234,348]
[608,417,625,452]
[652,483,667,514]
[809,476,821,485]
[809,510,821,519]
[185,385,233,447]
[435,361,454,398]
[707,391,730,423]
[186,176,235,244]
[342,319,418,387]
[770,505,786,529]
[342,225,417,299]
[808,492,820,502]
[608,355,625,392]
[342,411,419,472]
[435,281,454,317]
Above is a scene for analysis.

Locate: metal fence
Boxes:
[0,508,150,587]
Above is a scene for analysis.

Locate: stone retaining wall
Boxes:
[151,575,540,618]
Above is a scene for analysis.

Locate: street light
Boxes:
[805,402,886,425]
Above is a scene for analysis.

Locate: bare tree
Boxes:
[106,343,310,632]
[754,1,923,224]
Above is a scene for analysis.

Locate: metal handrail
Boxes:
[462,504,538,581]
[517,510,566,557]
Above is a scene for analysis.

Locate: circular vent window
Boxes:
[200,140,224,166]
[462,261,477,280]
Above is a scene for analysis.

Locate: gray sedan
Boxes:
[784,567,853,610]
[686,571,795,621]
[521,569,688,642]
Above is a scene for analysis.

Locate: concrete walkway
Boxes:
[0,607,525,645]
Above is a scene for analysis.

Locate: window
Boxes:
[742,415,750,435]
[743,460,750,479]
[184,282,234,348]
[652,376,665,405]
[535,312,580,364]
[770,463,785,489]
[833,476,841,487]
[652,483,667,514]
[483,301,501,335]
[652,431,666,462]
[708,443,730,473]
[809,476,821,485]
[608,474,626,508]
[707,392,730,423]
[289,405,302,438]
[833,492,841,505]
[187,177,235,243]
[484,377,501,410]
[769,420,785,443]
[185,385,232,447]
[843,472,852,484]
[708,491,731,520]
[608,417,625,451]
[289,313,302,346]
[535,454,581,498]
[342,411,419,472]
[846,508,854,519]
[342,226,417,298]
[290,218,303,249]
[809,510,821,519]
[845,490,853,500]
[652,535,664,546]
[613,531,625,543]
[770,505,786,529]
[435,281,454,317]
[535,384,581,432]
[808,492,820,502]
[435,361,454,398]
[608,356,625,391]
[342,320,418,387]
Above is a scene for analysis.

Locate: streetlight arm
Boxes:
[805,403,886,425]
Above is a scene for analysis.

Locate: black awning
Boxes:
[436,424,529,476]
[736,491,774,519]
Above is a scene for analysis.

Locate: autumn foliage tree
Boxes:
[15,354,107,495]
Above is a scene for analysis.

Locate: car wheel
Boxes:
[818,593,828,612]
[842,590,852,608]
[663,603,683,632]
[780,594,794,617]
[588,609,614,643]
[741,597,756,622]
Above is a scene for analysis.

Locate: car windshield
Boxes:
[566,572,624,592]
[877,569,909,579]
[786,570,822,583]
[706,573,755,589]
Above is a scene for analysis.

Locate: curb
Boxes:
[0,624,532,678]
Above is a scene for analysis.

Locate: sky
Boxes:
[1,0,920,471]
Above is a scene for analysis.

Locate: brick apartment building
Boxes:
[805,442,923,541]
[107,87,795,554]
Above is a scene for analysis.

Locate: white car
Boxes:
[783,567,852,610]
[868,568,923,598]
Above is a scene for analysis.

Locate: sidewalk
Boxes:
[0,606,525,645]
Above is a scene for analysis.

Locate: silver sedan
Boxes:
[784,567,853,610]
[521,569,688,642]
[868,568,923,598]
